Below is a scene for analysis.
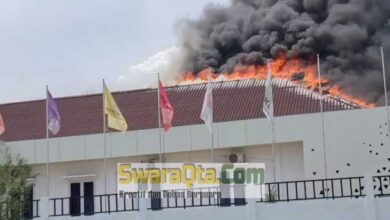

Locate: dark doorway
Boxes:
[84,182,94,215]
[23,185,34,219]
[70,183,81,216]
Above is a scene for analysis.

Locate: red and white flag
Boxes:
[159,81,174,132]
[0,112,5,136]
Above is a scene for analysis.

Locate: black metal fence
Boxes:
[0,199,39,219]
[26,200,40,219]
[149,188,221,210]
[257,175,390,203]
[49,186,247,216]
[258,176,365,202]
[148,186,247,210]
[49,193,138,217]
[373,175,390,197]
[43,175,390,217]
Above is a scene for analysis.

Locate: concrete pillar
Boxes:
[364,174,377,220]
[39,197,49,220]
[245,199,257,220]
[138,181,148,220]
[275,145,283,182]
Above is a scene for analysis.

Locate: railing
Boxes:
[148,186,246,210]
[0,199,39,219]
[153,187,219,209]
[49,194,138,217]
[27,200,40,219]
[49,187,244,216]
[373,175,390,197]
[45,175,390,216]
[258,176,365,202]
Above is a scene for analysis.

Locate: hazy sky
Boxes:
[0,0,229,104]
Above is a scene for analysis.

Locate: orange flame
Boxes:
[178,52,374,108]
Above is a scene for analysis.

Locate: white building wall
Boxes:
[30,143,303,200]
[5,107,389,178]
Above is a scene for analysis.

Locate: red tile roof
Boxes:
[0,79,359,142]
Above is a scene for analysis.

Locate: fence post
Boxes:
[39,197,49,220]
[364,174,377,220]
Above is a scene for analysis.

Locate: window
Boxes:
[84,182,94,215]
[69,182,94,216]
[70,183,81,216]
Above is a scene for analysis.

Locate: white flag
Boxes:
[263,64,273,120]
[200,70,213,132]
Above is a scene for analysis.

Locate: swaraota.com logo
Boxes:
[117,163,265,199]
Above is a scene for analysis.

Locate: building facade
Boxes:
[1,79,390,220]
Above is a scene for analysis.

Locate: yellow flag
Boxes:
[104,83,128,132]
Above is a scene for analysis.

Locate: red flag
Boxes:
[159,81,174,131]
[0,112,5,136]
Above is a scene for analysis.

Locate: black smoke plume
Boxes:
[177,0,390,105]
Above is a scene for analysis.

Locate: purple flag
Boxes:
[47,90,61,135]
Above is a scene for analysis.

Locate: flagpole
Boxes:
[380,47,390,144]
[207,68,214,164]
[45,85,50,197]
[317,54,328,181]
[211,123,215,164]
[267,61,277,183]
[157,73,162,164]
[102,79,107,195]
[271,119,276,182]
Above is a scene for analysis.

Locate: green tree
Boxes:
[0,143,32,220]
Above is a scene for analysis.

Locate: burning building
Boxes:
[177,52,376,108]
[175,0,390,107]
[1,78,390,220]
[1,0,390,219]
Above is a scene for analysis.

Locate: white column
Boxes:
[138,181,148,220]
[364,174,377,220]
[245,199,257,220]
[39,197,49,220]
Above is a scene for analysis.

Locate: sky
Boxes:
[0,0,229,104]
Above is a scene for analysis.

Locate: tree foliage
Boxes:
[0,143,32,220]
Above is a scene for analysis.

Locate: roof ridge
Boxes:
[0,78,361,108]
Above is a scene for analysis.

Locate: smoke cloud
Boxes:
[176,0,390,105]
[118,47,183,89]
